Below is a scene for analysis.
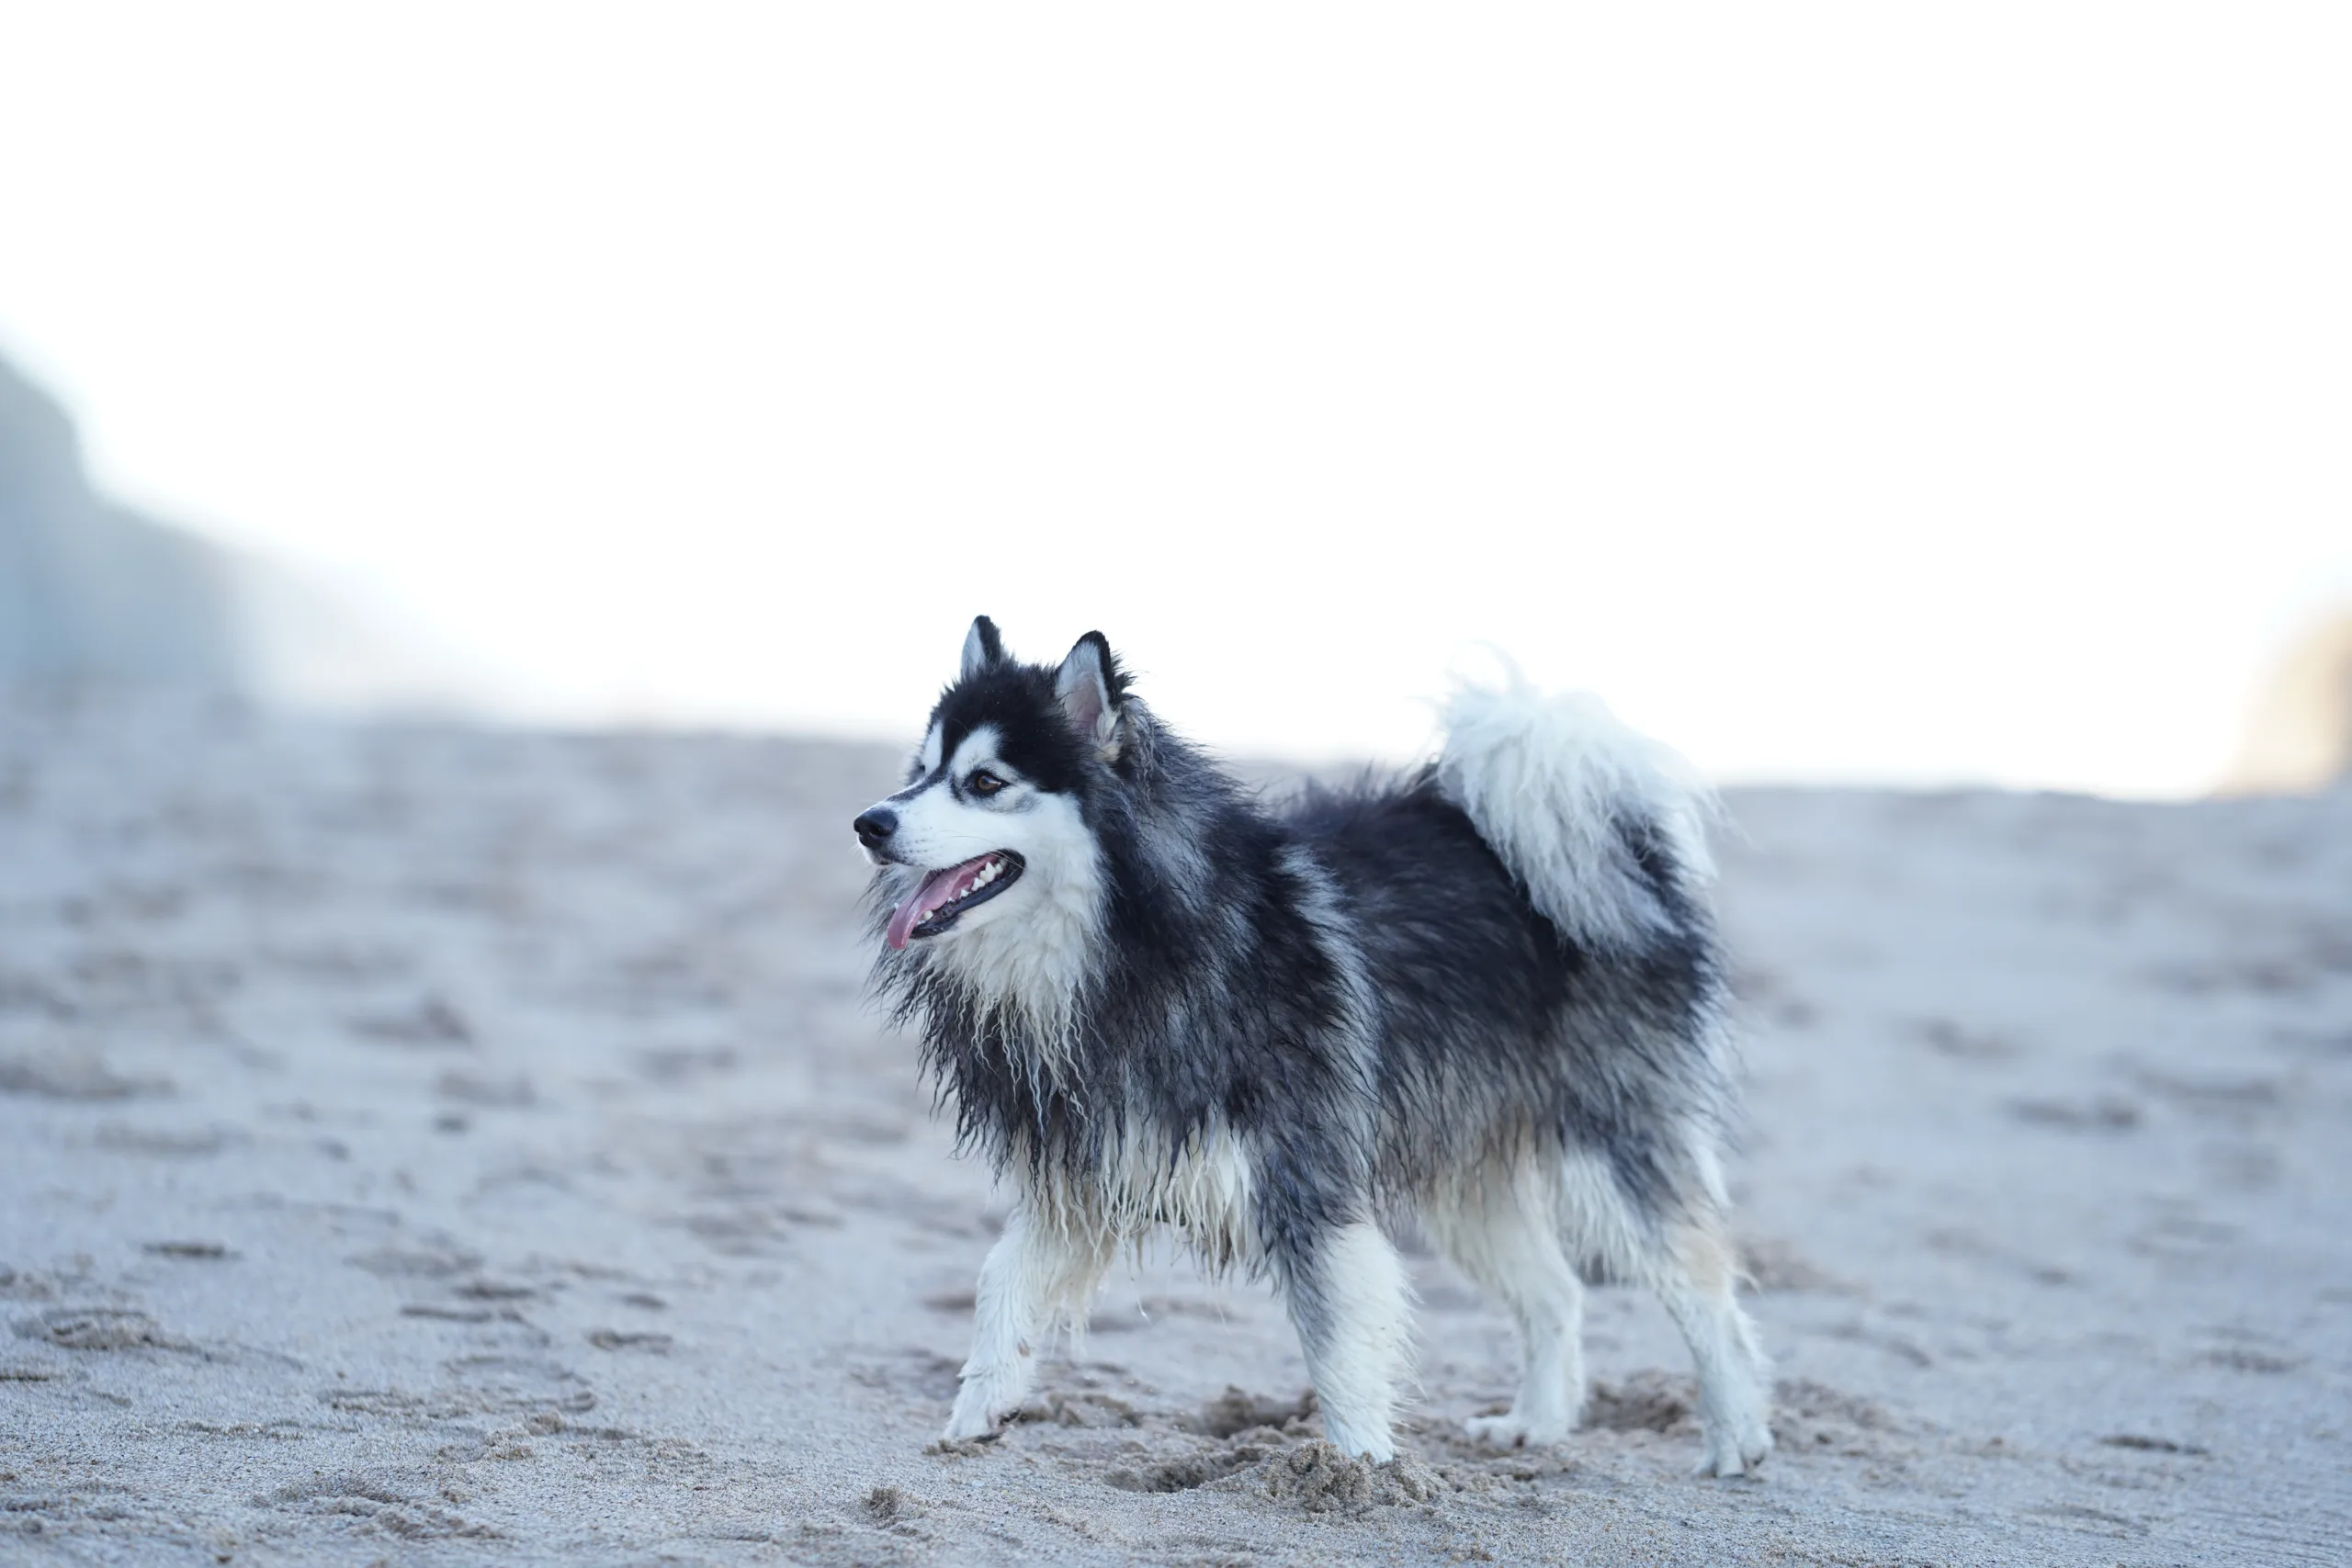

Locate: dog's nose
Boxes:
[854,807,899,849]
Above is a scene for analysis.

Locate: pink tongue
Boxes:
[886,860,984,950]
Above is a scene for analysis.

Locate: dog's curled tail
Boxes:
[1438,671,1718,952]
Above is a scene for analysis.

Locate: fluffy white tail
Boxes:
[1438,675,1717,951]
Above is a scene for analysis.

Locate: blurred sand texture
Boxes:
[2,694,2347,1565]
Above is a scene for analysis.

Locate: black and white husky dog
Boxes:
[855,618,1771,1474]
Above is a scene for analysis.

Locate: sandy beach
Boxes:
[2,694,2347,1566]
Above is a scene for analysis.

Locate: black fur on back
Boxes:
[1283,773,1731,1236]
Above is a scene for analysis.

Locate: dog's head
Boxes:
[854,616,1126,953]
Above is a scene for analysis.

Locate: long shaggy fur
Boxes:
[1437,677,1720,950]
[858,620,1771,1472]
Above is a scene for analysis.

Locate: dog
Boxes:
[854,617,1771,1474]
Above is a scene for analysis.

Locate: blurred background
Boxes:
[3,4,2347,796]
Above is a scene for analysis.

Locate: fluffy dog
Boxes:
[855,618,1770,1473]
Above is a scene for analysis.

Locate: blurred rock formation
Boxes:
[3,349,471,708]
[2222,613,2352,794]
[0,352,247,684]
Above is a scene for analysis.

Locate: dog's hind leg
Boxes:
[1559,1144,1772,1476]
[944,1205,1112,1441]
[1650,1210,1773,1477]
[1274,1217,1412,1461]
[1425,1160,1587,1449]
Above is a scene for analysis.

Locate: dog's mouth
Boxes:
[885,852,1025,949]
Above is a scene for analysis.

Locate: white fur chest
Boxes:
[1029,1119,1260,1275]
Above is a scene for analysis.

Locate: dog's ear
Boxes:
[1054,632,1125,761]
[960,615,1008,680]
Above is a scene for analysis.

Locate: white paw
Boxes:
[943,1370,1023,1441]
[1692,1409,1773,1478]
[1464,1409,1572,1450]
[1320,1422,1397,1463]
[939,1406,1001,1442]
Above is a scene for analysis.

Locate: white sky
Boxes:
[3,5,2347,795]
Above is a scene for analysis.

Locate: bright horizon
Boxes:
[5,6,2348,795]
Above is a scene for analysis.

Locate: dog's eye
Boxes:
[967,769,1006,796]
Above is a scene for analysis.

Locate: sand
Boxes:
[2,693,2347,1566]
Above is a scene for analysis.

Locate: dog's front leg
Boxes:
[944,1205,1110,1441]
[1272,1215,1413,1462]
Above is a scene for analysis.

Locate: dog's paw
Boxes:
[941,1400,1008,1442]
[943,1369,1023,1442]
[1464,1410,1571,1450]
[1692,1412,1773,1478]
